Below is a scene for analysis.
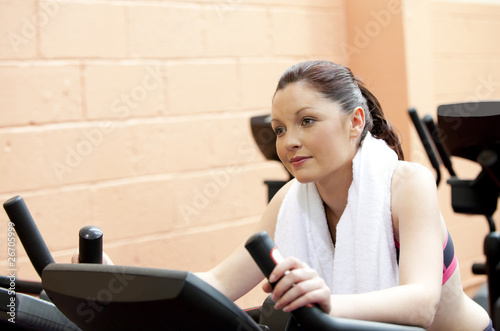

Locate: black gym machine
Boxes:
[408,101,500,328]
[0,196,424,330]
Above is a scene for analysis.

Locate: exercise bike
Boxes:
[250,114,291,202]
[0,195,425,330]
[408,101,500,328]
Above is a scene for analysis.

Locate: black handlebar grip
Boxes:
[472,263,486,275]
[245,231,328,329]
[79,225,103,264]
[245,231,282,280]
[3,196,55,278]
[408,108,442,185]
[422,115,456,177]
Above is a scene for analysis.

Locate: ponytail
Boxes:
[356,78,405,160]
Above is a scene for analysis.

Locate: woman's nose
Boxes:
[284,131,301,151]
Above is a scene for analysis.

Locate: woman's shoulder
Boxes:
[391,162,443,241]
[257,179,296,237]
[391,161,440,219]
[268,179,296,210]
[392,161,437,193]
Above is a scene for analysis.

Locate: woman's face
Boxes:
[271,82,360,184]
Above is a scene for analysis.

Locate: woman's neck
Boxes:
[316,170,352,246]
[315,163,353,221]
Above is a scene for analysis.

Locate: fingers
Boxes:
[70,247,114,265]
[268,256,303,283]
[263,257,332,314]
[262,281,273,293]
[275,280,331,313]
[71,248,79,264]
[271,266,317,301]
[102,252,114,265]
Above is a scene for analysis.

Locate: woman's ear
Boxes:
[350,107,365,138]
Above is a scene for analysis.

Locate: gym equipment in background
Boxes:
[250,114,292,202]
[408,101,500,328]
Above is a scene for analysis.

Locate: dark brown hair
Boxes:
[274,60,404,160]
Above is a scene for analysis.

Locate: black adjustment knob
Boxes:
[79,225,103,264]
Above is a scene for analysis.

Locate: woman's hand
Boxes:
[262,257,331,314]
[71,248,114,265]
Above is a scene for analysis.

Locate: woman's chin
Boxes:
[293,175,316,184]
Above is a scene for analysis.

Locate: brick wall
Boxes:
[0,0,345,307]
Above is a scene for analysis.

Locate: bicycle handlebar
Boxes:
[245,231,425,331]
[3,196,54,278]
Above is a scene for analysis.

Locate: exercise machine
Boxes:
[250,114,291,202]
[408,101,500,327]
[1,196,425,330]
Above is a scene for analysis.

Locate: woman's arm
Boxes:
[196,244,264,301]
[266,163,444,328]
[197,180,295,301]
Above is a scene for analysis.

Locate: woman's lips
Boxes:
[289,156,311,167]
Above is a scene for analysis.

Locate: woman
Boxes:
[196,61,492,330]
[73,60,491,330]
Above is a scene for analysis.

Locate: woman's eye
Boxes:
[301,118,314,126]
[273,127,285,136]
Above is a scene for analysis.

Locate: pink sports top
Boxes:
[395,231,458,285]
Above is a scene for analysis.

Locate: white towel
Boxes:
[274,133,399,294]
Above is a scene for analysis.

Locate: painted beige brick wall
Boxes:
[0,0,499,309]
[0,0,345,308]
